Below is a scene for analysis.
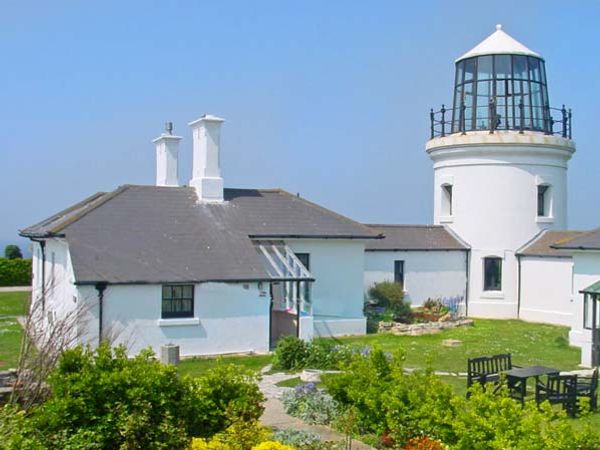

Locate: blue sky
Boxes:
[1,1,599,254]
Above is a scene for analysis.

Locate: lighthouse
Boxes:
[426,25,575,318]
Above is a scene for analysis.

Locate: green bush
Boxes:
[322,349,600,448]
[188,363,265,438]
[4,245,23,260]
[272,336,310,371]
[271,429,323,450]
[368,281,412,323]
[0,344,265,449]
[0,258,31,286]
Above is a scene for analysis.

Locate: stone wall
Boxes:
[378,318,473,336]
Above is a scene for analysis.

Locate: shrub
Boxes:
[271,429,323,450]
[4,245,22,260]
[0,258,31,286]
[1,344,265,449]
[368,282,412,323]
[403,437,448,450]
[190,420,272,450]
[272,336,310,371]
[187,363,265,438]
[252,442,295,450]
[281,383,339,425]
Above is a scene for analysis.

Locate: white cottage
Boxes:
[21,115,380,357]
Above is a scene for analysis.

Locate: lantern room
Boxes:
[430,25,572,139]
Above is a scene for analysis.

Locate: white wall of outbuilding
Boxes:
[364,250,468,307]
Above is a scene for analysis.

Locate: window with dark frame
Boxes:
[295,253,310,271]
[483,257,502,291]
[161,285,194,319]
[394,260,405,286]
[537,185,549,217]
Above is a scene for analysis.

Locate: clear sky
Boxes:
[2,0,599,254]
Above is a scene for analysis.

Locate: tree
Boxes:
[4,245,23,260]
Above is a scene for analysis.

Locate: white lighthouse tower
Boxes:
[427,25,575,318]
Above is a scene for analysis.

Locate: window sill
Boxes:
[439,216,454,223]
[536,216,554,224]
[157,318,200,327]
[481,291,504,299]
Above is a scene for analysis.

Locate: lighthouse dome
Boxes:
[456,24,541,62]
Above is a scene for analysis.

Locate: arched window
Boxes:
[483,257,502,291]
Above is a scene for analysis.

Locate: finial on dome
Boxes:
[496,24,502,31]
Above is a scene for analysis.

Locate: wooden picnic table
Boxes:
[504,365,560,403]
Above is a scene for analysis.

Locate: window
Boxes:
[442,184,453,216]
[161,285,194,318]
[295,253,310,271]
[537,185,549,217]
[483,257,502,291]
[394,260,405,286]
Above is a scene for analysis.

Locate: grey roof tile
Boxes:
[517,230,584,257]
[551,227,600,251]
[20,185,378,284]
[364,224,469,251]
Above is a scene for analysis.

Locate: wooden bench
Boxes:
[467,353,516,393]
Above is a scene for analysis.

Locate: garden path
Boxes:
[0,287,31,292]
[258,367,374,449]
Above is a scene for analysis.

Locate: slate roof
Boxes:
[552,227,600,251]
[517,230,584,258]
[364,225,469,251]
[20,185,379,284]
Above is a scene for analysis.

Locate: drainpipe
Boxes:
[464,249,470,317]
[296,281,301,339]
[95,282,107,345]
[517,254,522,319]
[31,239,47,313]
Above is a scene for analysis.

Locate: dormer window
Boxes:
[537,185,550,217]
[442,184,453,216]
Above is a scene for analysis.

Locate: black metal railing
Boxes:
[430,101,572,139]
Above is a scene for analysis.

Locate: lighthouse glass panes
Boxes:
[452,55,549,133]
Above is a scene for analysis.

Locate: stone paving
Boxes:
[0,286,31,292]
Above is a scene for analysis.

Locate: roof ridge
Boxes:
[49,185,131,234]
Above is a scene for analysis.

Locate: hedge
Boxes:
[0,258,32,286]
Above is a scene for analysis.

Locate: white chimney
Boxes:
[188,114,225,202]
[153,122,182,187]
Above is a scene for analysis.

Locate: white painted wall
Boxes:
[364,250,467,307]
[29,239,80,337]
[286,239,367,336]
[427,132,575,318]
[519,256,574,326]
[78,282,270,357]
[569,251,600,367]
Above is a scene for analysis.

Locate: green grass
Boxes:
[0,318,23,370]
[0,291,29,316]
[335,319,580,373]
[177,353,272,378]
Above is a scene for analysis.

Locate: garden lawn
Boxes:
[177,353,272,378]
[0,318,23,370]
[335,319,581,373]
[0,291,29,316]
